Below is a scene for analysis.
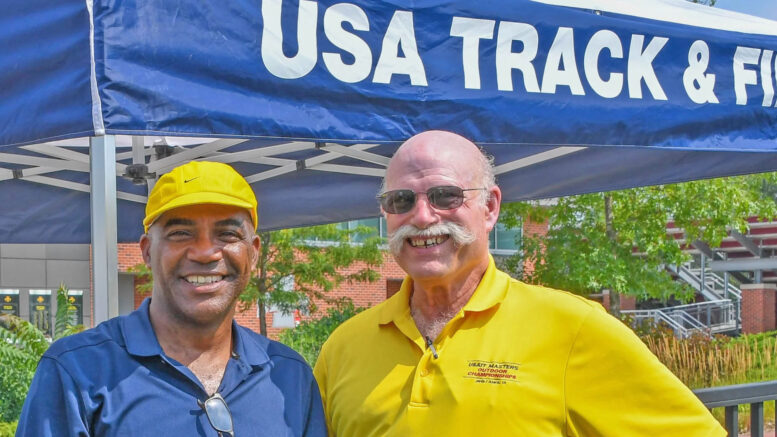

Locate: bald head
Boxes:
[379,130,502,287]
[383,130,495,200]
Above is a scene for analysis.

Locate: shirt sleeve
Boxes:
[16,356,90,437]
[303,373,328,437]
[312,344,335,437]
[564,308,726,437]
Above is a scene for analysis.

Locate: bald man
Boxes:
[313,130,724,437]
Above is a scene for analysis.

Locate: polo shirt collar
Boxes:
[377,277,413,325]
[122,298,270,367]
[462,255,509,313]
[122,298,164,357]
[233,324,271,367]
[377,255,508,326]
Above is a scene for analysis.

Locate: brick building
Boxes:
[117,217,524,339]
[7,215,775,339]
[0,217,523,340]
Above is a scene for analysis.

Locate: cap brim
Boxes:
[144,192,257,232]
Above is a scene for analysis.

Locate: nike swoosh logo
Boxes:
[184,177,199,183]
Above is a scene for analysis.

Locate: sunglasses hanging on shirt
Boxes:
[198,392,234,437]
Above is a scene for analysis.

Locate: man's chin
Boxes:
[166,294,238,325]
[401,262,454,281]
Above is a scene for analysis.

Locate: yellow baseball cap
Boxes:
[143,161,258,232]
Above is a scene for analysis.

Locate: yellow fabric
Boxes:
[143,161,258,232]
[314,257,725,437]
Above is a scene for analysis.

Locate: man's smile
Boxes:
[183,274,226,285]
[407,235,449,248]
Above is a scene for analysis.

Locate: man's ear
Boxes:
[485,185,502,232]
[139,234,152,266]
[250,233,261,268]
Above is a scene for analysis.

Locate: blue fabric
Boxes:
[6,143,777,244]
[3,0,777,243]
[90,0,777,148]
[2,0,777,148]
[0,0,93,147]
[16,299,327,437]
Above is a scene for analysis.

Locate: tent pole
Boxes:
[90,135,119,324]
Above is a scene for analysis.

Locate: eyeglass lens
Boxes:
[380,186,465,214]
[202,394,234,435]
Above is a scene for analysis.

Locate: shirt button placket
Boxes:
[410,353,434,406]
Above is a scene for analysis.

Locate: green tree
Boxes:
[0,284,84,425]
[131,224,384,336]
[501,173,777,315]
[279,298,363,365]
[241,223,383,336]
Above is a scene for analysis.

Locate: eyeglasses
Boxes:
[377,185,486,214]
[198,392,234,437]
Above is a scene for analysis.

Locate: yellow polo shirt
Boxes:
[314,257,725,437]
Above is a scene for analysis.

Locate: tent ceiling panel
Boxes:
[2,136,777,243]
[2,0,777,245]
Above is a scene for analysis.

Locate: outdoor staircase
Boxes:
[622,263,742,337]
[666,264,742,301]
[622,300,738,338]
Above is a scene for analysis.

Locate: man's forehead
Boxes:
[387,148,476,188]
[388,165,461,186]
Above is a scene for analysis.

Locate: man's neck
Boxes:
[410,260,488,341]
[149,303,235,395]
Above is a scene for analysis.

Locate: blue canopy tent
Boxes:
[2,0,777,322]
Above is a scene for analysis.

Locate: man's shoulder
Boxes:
[500,271,605,317]
[43,316,124,361]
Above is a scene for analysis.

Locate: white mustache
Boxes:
[388,222,476,256]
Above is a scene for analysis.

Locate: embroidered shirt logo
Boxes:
[465,360,520,385]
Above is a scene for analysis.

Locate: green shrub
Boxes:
[631,323,777,434]
[0,313,49,422]
[279,298,363,365]
[0,284,84,422]
[0,421,17,437]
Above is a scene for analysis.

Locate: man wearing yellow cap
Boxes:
[17,161,327,437]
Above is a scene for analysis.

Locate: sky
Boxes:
[714,0,777,20]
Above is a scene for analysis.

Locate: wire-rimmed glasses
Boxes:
[198,392,234,437]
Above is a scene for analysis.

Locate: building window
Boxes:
[346,218,381,242]
[340,217,521,254]
[0,289,20,317]
[67,290,85,326]
[490,221,522,253]
[29,289,52,336]
[268,275,299,329]
[386,278,403,299]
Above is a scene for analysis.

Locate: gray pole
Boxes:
[90,135,119,325]
[700,253,706,297]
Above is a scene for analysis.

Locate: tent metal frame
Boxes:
[0,134,586,323]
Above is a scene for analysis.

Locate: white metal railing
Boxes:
[687,266,742,300]
[622,308,694,338]
[669,264,720,301]
[622,300,736,337]
[666,300,737,332]
[669,264,742,301]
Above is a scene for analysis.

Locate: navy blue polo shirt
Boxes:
[16,299,326,437]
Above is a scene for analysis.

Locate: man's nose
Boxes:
[187,233,223,263]
[408,194,440,228]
